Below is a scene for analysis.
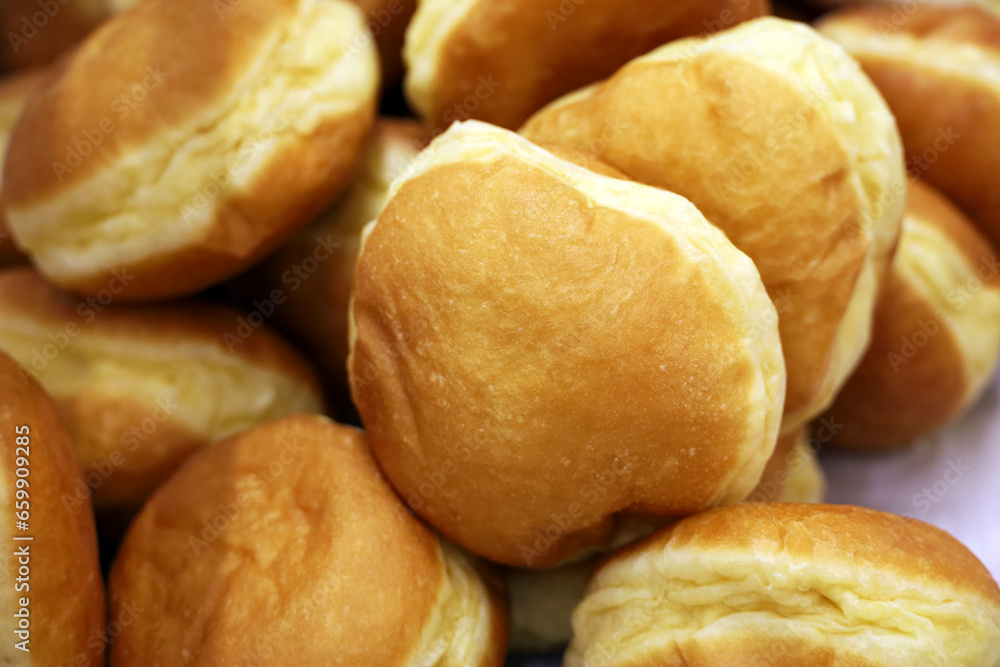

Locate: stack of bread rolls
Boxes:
[1,0,999,664]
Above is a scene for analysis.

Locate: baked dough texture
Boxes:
[108,414,507,666]
[404,0,769,131]
[522,17,906,434]
[349,121,785,567]
[0,350,105,666]
[0,268,323,514]
[3,0,378,300]
[824,180,1000,448]
[818,3,1000,251]
[567,504,1000,667]
[232,119,429,408]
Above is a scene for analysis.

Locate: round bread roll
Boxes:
[0,68,45,267]
[567,504,1000,667]
[522,17,906,433]
[0,268,323,517]
[747,427,826,503]
[0,0,110,71]
[349,121,785,568]
[824,181,1000,449]
[3,0,378,301]
[105,0,415,84]
[109,414,508,666]
[0,350,105,665]
[232,119,429,409]
[404,0,770,131]
[817,4,1000,252]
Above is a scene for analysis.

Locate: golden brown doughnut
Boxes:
[231,119,429,407]
[0,268,323,517]
[109,414,508,666]
[0,350,105,665]
[817,3,1000,251]
[404,0,770,131]
[825,181,1000,448]
[3,0,378,300]
[106,0,415,84]
[0,67,46,267]
[522,17,907,433]
[568,504,1000,667]
[349,121,785,567]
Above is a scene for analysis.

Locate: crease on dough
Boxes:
[567,541,1000,667]
[0,315,320,438]
[895,214,1000,409]
[12,0,378,279]
[405,542,499,667]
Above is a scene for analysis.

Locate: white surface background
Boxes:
[508,376,1000,666]
[822,374,1000,578]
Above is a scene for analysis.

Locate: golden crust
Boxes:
[3,0,378,300]
[109,415,507,666]
[404,0,769,130]
[0,351,105,665]
[231,119,429,407]
[522,17,906,434]
[567,504,1000,667]
[825,181,1000,448]
[0,268,324,512]
[104,0,415,83]
[0,68,46,267]
[349,121,784,567]
[817,4,1000,251]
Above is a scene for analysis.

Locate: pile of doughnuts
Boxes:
[1,0,999,664]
